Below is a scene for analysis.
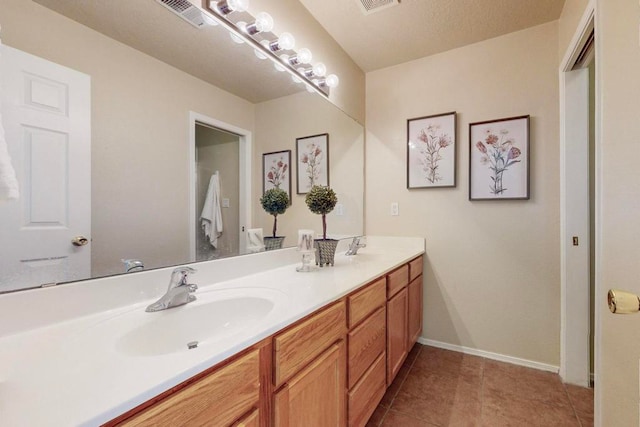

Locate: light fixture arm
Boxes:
[201,0,337,97]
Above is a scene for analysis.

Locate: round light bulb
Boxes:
[278,32,296,50]
[292,74,303,84]
[325,74,339,88]
[254,12,274,33]
[297,48,312,64]
[274,62,286,72]
[306,85,315,93]
[228,0,249,12]
[312,62,326,77]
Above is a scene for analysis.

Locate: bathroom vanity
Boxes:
[0,237,424,427]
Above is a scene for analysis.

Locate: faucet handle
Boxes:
[169,266,197,289]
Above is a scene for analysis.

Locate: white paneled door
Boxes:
[0,45,90,292]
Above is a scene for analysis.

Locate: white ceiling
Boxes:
[299,0,566,72]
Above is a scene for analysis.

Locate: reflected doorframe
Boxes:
[188,111,252,261]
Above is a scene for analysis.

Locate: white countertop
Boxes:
[0,236,424,426]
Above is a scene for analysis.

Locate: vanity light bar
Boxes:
[200,0,338,97]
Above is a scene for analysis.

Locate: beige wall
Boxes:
[366,22,561,365]
[250,0,365,124]
[597,0,640,424]
[254,91,364,242]
[0,0,255,276]
[558,0,592,61]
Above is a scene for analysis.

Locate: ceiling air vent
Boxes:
[356,0,400,15]
[156,0,211,28]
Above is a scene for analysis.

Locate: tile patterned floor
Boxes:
[367,344,594,427]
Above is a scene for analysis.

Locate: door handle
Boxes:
[607,289,640,314]
[71,236,89,247]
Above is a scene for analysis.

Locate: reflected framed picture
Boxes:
[296,133,329,194]
[469,115,530,200]
[407,112,457,189]
[262,150,292,200]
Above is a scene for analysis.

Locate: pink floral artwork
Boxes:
[469,116,529,200]
[296,134,329,194]
[263,150,291,198]
[407,112,456,188]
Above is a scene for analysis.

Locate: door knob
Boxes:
[71,236,89,247]
[607,289,640,314]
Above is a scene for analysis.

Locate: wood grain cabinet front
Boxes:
[273,341,347,427]
[348,307,386,389]
[273,300,347,388]
[117,349,260,427]
[408,276,423,348]
[386,286,408,385]
[348,277,386,328]
[348,353,386,427]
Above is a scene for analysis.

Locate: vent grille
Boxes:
[356,0,400,15]
[156,0,208,28]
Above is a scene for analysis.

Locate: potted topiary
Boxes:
[305,185,338,266]
[260,188,290,250]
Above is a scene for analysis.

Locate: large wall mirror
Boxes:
[0,0,364,292]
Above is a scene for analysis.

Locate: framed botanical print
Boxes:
[407,112,457,188]
[262,150,292,200]
[296,133,329,194]
[469,115,530,200]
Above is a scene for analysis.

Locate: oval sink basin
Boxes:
[115,288,285,357]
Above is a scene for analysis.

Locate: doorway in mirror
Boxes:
[189,113,252,262]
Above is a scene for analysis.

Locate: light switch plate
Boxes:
[391,202,399,216]
[222,198,230,208]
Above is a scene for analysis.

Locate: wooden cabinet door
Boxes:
[387,287,408,385]
[407,276,423,348]
[120,350,260,427]
[274,341,346,427]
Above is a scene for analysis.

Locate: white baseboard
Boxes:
[417,337,559,374]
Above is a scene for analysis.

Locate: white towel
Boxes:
[246,228,265,254]
[0,40,19,201]
[200,174,222,248]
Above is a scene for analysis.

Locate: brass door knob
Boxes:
[71,236,89,247]
[608,289,640,314]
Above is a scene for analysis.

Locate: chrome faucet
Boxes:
[345,236,366,256]
[122,259,144,273]
[145,267,198,312]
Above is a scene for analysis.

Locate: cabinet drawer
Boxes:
[348,307,386,389]
[274,300,347,387]
[348,277,386,328]
[348,352,386,427]
[121,349,260,426]
[232,408,259,427]
[386,264,409,299]
[409,256,423,282]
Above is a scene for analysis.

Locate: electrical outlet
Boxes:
[391,202,399,216]
[335,203,344,216]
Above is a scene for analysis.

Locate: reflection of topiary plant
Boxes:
[305,185,337,240]
[260,188,290,237]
